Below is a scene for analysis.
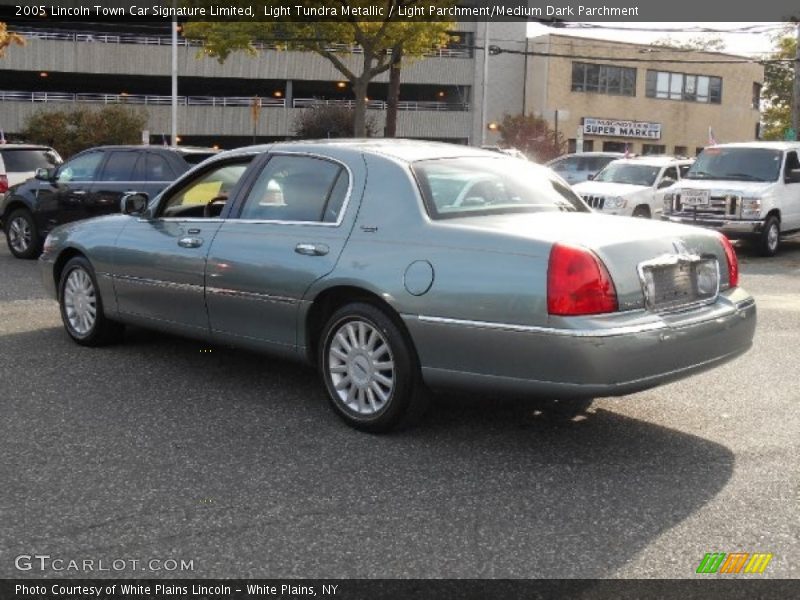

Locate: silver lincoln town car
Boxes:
[40,140,756,431]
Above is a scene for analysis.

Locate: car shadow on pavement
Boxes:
[0,325,735,579]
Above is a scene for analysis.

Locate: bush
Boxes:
[22,105,148,158]
[293,104,377,139]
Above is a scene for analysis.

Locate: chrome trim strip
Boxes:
[112,274,203,293]
[206,287,296,305]
[416,315,667,338]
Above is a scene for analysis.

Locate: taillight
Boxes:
[547,242,618,316]
[718,234,739,288]
[0,174,8,194]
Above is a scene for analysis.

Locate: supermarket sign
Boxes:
[583,118,662,140]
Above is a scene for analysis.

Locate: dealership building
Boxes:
[524,34,764,156]
[0,24,763,153]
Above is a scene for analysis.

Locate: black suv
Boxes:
[1,145,217,258]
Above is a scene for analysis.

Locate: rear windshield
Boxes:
[413,157,589,219]
[1,148,61,172]
[686,148,782,182]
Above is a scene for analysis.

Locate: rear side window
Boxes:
[239,155,348,223]
[146,154,177,182]
[0,148,61,172]
[98,151,139,181]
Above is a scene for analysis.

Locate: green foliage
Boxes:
[0,22,25,57]
[22,105,148,158]
[761,31,795,140]
[652,35,727,52]
[183,0,456,136]
[293,103,377,138]
[498,113,566,162]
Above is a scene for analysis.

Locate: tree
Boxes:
[497,113,566,162]
[293,103,377,138]
[761,31,795,140]
[0,22,25,57]
[183,0,455,136]
[22,105,148,158]
[652,35,726,52]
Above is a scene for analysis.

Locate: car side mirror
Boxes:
[35,167,56,181]
[658,177,676,189]
[121,192,149,216]
[785,169,800,184]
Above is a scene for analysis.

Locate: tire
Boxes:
[758,215,780,257]
[632,206,651,219]
[58,256,124,346]
[4,208,41,259]
[319,302,428,432]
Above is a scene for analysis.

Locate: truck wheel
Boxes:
[632,206,651,219]
[758,216,780,257]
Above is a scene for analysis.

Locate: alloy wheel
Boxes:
[63,268,98,335]
[8,216,32,254]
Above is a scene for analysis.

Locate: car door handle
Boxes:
[178,236,204,248]
[295,243,329,256]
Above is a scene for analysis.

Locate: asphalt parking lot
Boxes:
[0,238,798,579]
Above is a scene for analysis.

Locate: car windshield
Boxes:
[594,163,660,186]
[0,148,61,172]
[685,148,783,182]
[413,157,589,219]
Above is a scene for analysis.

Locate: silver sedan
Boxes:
[40,140,756,431]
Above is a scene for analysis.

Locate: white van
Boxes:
[662,142,800,256]
[0,144,62,203]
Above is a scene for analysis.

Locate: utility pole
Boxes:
[480,22,490,146]
[170,3,178,146]
[794,23,800,140]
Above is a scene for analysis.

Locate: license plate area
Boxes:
[681,190,710,207]
[639,255,720,313]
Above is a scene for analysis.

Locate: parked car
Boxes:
[546,152,624,184]
[0,144,62,203]
[40,140,756,432]
[574,156,694,218]
[662,142,800,256]
[2,145,217,258]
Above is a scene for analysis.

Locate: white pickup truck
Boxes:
[662,142,800,256]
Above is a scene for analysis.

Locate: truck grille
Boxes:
[582,195,605,209]
[673,193,737,217]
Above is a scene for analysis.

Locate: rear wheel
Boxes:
[319,302,428,432]
[757,215,780,257]
[5,208,41,259]
[58,256,124,346]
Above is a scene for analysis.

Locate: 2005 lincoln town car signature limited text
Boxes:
[39,140,756,431]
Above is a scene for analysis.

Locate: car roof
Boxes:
[706,141,800,151]
[218,139,510,164]
[608,156,693,167]
[0,144,56,151]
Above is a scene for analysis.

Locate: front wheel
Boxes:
[757,215,780,257]
[5,208,41,259]
[58,256,124,346]
[319,303,428,432]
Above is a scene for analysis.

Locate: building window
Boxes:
[572,62,636,96]
[567,139,594,153]
[674,146,688,156]
[753,82,762,109]
[603,141,628,152]
[642,144,666,155]
[695,147,706,156]
[646,70,722,104]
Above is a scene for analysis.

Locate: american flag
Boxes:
[708,127,718,146]
[0,129,6,145]
[623,143,631,158]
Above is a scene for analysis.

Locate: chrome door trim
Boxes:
[206,287,297,305]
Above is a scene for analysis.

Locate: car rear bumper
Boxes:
[405,288,756,399]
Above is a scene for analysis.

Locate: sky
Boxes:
[526,22,792,57]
